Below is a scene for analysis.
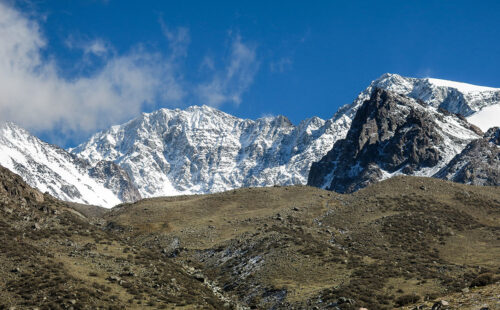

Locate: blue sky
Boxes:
[1,0,500,147]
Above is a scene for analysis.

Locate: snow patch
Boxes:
[427,78,499,93]
[467,104,500,131]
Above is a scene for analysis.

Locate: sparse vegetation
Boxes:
[1,164,499,309]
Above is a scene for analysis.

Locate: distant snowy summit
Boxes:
[1,73,498,207]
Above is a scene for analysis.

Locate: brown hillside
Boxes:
[106,176,500,309]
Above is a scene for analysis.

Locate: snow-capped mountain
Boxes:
[71,73,499,199]
[0,122,140,208]
[1,73,497,205]
[71,106,350,198]
[308,88,483,192]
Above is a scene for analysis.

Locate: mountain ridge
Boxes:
[0,73,498,206]
[71,105,349,198]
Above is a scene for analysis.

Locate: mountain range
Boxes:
[0,73,498,207]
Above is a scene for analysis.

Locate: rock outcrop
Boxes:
[308,88,481,193]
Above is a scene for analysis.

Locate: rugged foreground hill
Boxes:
[0,165,225,309]
[1,164,499,309]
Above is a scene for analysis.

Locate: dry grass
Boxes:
[106,176,500,309]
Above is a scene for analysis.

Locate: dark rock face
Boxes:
[434,127,500,186]
[89,161,142,203]
[308,88,478,193]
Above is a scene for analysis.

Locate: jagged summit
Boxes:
[336,73,500,129]
[376,73,499,93]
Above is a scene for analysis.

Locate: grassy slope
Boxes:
[107,176,500,309]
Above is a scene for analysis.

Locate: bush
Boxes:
[470,273,495,287]
[395,293,420,306]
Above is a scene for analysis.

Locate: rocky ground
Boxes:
[1,164,499,309]
[402,282,499,309]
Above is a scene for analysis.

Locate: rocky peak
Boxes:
[308,88,480,193]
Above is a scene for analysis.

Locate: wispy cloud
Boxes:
[0,2,184,141]
[65,36,112,57]
[66,36,112,58]
[197,35,259,107]
[199,55,215,71]
[270,57,292,73]
[159,19,190,59]
[84,39,110,56]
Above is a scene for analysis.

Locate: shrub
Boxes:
[395,294,420,306]
[470,273,495,287]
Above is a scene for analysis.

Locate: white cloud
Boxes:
[197,35,259,107]
[0,3,260,143]
[84,39,110,56]
[0,2,184,140]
